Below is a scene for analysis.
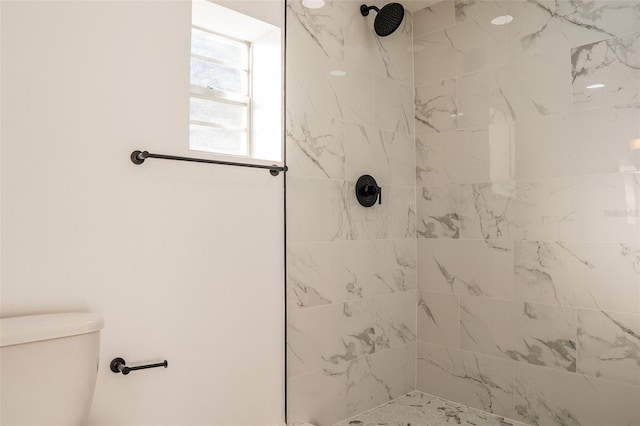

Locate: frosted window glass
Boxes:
[190,97,247,129]
[189,124,247,156]
[191,28,248,69]
[190,58,248,95]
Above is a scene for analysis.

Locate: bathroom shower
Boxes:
[360,2,405,37]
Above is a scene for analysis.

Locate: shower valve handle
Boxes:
[356,175,382,207]
[363,184,382,204]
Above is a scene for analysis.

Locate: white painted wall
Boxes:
[0,1,285,425]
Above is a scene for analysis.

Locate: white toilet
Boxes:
[0,313,104,426]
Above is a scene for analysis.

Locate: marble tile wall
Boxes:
[414,1,640,425]
[285,1,417,425]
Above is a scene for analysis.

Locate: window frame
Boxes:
[189,25,253,158]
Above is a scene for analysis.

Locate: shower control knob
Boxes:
[363,184,377,196]
[363,184,382,204]
[356,175,382,207]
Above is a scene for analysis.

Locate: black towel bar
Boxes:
[130,150,287,176]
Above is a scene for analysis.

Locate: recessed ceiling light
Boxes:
[491,15,513,25]
[329,70,347,77]
[302,0,325,9]
[586,83,606,89]
[450,112,465,118]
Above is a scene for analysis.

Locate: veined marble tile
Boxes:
[287,300,376,377]
[414,8,508,87]
[575,242,640,313]
[515,241,640,313]
[374,290,418,350]
[344,184,415,240]
[287,303,348,377]
[416,129,491,186]
[460,177,578,241]
[346,239,416,300]
[286,0,344,61]
[459,181,516,240]
[507,0,640,61]
[286,109,345,179]
[345,124,392,185]
[454,67,511,129]
[416,133,445,186]
[345,3,413,84]
[415,79,458,134]
[347,126,415,187]
[286,53,343,120]
[373,76,413,135]
[456,51,572,129]
[346,179,387,240]
[454,0,502,23]
[285,1,348,121]
[286,58,373,124]
[576,172,640,242]
[508,177,577,241]
[513,114,570,180]
[344,299,377,355]
[578,308,640,387]
[417,291,460,347]
[347,343,416,417]
[287,176,348,242]
[418,239,514,298]
[386,184,417,239]
[514,241,576,308]
[417,185,461,239]
[514,104,640,179]
[332,67,375,125]
[413,1,455,38]
[515,362,640,426]
[288,241,346,310]
[287,368,346,426]
[417,341,515,419]
[460,297,577,372]
[566,103,640,176]
[379,8,414,84]
[385,132,416,187]
[572,32,640,111]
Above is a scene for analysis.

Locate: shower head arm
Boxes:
[360,4,380,16]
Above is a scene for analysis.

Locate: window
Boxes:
[189,28,251,157]
[190,1,283,163]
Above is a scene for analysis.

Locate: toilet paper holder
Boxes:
[110,357,168,375]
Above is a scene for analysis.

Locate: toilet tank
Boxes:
[0,313,104,426]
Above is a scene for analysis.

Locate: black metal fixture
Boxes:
[360,3,405,37]
[355,175,382,207]
[110,357,168,375]
[130,150,288,176]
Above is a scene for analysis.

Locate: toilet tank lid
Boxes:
[1,313,104,347]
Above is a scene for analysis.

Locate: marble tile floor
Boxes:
[334,391,529,426]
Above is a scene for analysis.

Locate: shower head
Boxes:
[360,3,405,37]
